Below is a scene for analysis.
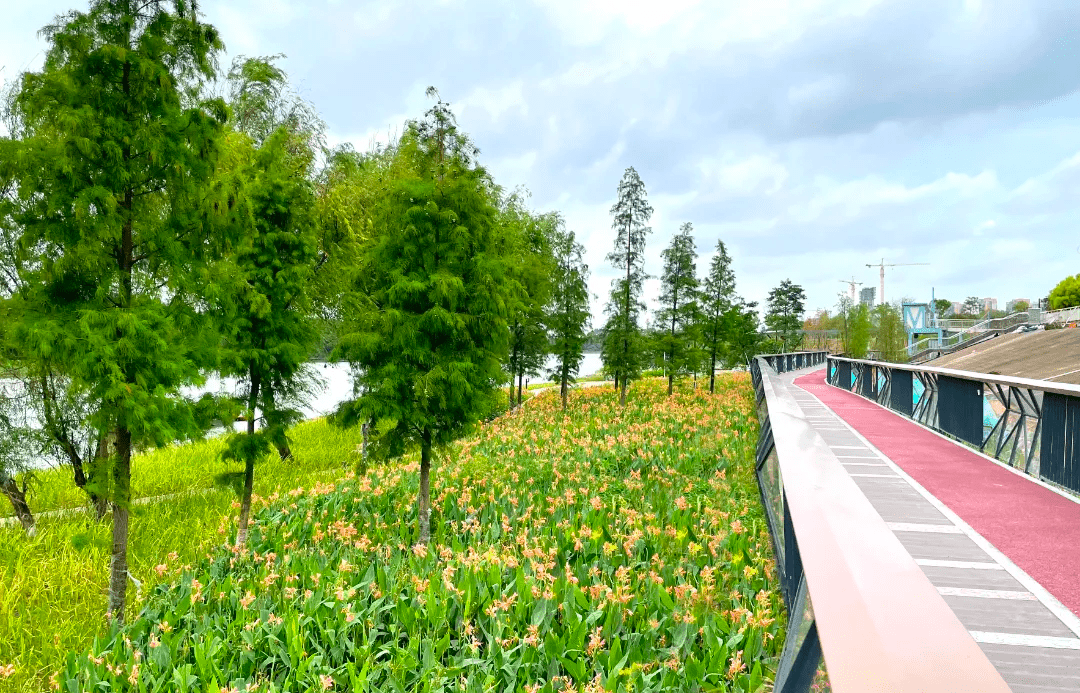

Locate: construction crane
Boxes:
[839,277,863,302]
[866,259,929,304]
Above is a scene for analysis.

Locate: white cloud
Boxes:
[700,155,789,196]
[459,81,528,123]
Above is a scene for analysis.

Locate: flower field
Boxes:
[46,375,783,692]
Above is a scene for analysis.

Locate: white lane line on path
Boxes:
[849,473,904,479]
[938,587,1036,600]
[796,382,1080,641]
[916,559,1005,570]
[969,632,1080,649]
[888,523,964,534]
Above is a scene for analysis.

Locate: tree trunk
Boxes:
[709,349,717,393]
[620,377,628,406]
[560,372,568,411]
[517,371,524,407]
[108,426,132,621]
[73,451,109,521]
[1,477,35,536]
[237,368,260,549]
[668,373,674,396]
[418,430,432,544]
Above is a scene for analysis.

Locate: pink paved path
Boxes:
[794,368,1080,618]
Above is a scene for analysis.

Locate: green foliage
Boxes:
[547,222,591,408]
[1048,275,1080,310]
[655,223,701,394]
[603,167,653,404]
[725,300,763,367]
[48,376,783,693]
[225,54,325,153]
[8,0,228,618]
[214,126,321,544]
[700,239,738,390]
[764,280,806,351]
[933,298,951,319]
[0,417,364,693]
[872,304,908,363]
[962,296,983,316]
[501,193,554,405]
[332,92,512,542]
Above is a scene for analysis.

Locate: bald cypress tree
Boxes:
[547,220,591,410]
[333,91,512,544]
[656,223,700,396]
[701,238,736,393]
[8,0,225,620]
[602,167,652,406]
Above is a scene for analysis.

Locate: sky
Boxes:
[3,0,1080,325]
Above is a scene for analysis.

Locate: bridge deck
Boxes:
[784,366,1080,693]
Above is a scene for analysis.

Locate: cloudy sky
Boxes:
[4,0,1080,324]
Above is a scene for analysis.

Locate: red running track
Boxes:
[794,368,1080,618]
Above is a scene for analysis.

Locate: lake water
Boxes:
[20,354,606,468]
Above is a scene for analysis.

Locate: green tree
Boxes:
[962,296,983,316]
[1048,275,1080,310]
[9,0,225,620]
[547,221,591,410]
[224,54,325,153]
[215,129,319,548]
[765,280,806,351]
[332,91,511,544]
[933,298,951,319]
[603,167,653,405]
[726,300,763,365]
[872,303,908,362]
[656,223,700,395]
[502,194,553,408]
[700,238,736,392]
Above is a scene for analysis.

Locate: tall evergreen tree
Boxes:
[765,279,806,351]
[215,128,319,548]
[602,166,653,406]
[701,238,736,392]
[727,299,764,365]
[502,195,553,408]
[655,223,700,395]
[546,220,590,410]
[8,0,226,620]
[332,90,512,544]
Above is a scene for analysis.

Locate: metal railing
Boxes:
[905,311,1032,356]
[757,351,827,374]
[827,355,1080,495]
[1042,305,1080,325]
[750,356,1010,692]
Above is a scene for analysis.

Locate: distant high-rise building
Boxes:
[981,297,998,313]
[1006,298,1031,313]
[859,287,876,307]
[949,301,963,316]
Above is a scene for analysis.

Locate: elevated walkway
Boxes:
[753,352,1080,692]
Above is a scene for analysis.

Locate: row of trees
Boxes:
[805,298,908,361]
[0,0,593,619]
[597,168,772,399]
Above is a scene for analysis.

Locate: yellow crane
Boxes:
[866,259,929,304]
